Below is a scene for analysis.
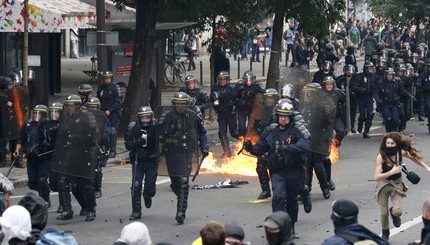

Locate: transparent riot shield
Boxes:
[243,94,276,156]
[51,106,105,179]
[156,105,200,177]
[0,87,29,140]
[300,88,337,155]
[279,67,311,99]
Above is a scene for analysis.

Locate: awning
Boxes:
[0,0,96,33]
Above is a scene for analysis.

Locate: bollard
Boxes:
[200,61,203,86]
[237,57,240,79]
[262,55,265,77]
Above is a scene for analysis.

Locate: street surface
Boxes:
[9,117,430,245]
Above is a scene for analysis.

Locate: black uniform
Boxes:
[416,69,430,132]
[96,83,122,156]
[158,107,208,224]
[124,121,157,220]
[179,87,211,116]
[18,120,50,204]
[312,70,336,85]
[38,119,60,193]
[234,81,264,136]
[336,74,358,131]
[210,83,239,156]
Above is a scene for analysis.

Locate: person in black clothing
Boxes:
[409,197,430,245]
[295,37,309,70]
[124,106,158,221]
[312,61,336,85]
[96,71,122,158]
[261,211,295,244]
[244,100,310,233]
[210,71,239,157]
[77,84,93,104]
[416,61,430,133]
[234,70,265,137]
[15,105,51,206]
[345,46,358,73]
[179,75,211,118]
[324,43,340,65]
[336,64,358,133]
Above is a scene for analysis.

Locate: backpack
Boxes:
[338,233,378,245]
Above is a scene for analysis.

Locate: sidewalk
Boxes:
[2,52,363,187]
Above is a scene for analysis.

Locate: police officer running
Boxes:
[97,71,122,158]
[244,100,311,235]
[124,106,158,220]
[179,75,211,118]
[210,71,239,157]
[158,92,209,225]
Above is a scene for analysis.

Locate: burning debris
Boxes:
[191,178,249,190]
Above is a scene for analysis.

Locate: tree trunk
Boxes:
[265,0,288,89]
[118,0,158,136]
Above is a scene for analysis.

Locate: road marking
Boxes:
[381,215,423,238]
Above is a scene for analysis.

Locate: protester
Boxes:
[409,197,430,245]
[200,221,226,245]
[114,222,152,245]
[225,221,245,245]
[0,205,34,244]
[261,211,294,245]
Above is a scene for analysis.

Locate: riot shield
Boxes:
[244,94,276,156]
[300,88,337,155]
[0,87,29,140]
[156,105,200,177]
[51,106,105,179]
[279,66,311,99]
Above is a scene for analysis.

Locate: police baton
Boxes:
[192,154,207,182]
[5,158,18,178]
[37,150,55,157]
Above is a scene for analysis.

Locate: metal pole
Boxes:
[22,0,28,87]
[200,61,203,86]
[262,55,265,77]
[237,58,240,79]
[96,0,107,75]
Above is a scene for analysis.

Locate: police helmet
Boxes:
[280,83,295,99]
[28,68,35,80]
[322,76,335,90]
[242,70,256,84]
[415,46,425,58]
[303,82,322,90]
[185,75,197,84]
[217,71,230,83]
[326,43,335,51]
[8,72,21,86]
[410,53,419,63]
[64,94,83,107]
[86,97,101,110]
[377,42,384,51]
[405,63,414,76]
[78,84,93,99]
[100,71,113,78]
[0,76,13,90]
[396,63,406,72]
[393,58,404,67]
[387,49,397,58]
[263,88,279,98]
[277,98,293,107]
[346,45,355,55]
[343,64,355,76]
[172,92,190,105]
[322,60,333,73]
[49,102,63,121]
[137,106,155,127]
[276,101,294,116]
[377,57,387,68]
[32,104,48,122]
[363,61,375,74]
[384,67,395,80]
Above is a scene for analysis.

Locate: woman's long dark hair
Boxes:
[379,132,422,162]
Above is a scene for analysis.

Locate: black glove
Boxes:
[277,144,288,154]
[201,145,210,157]
[138,138,147,148]
[243,140,253,152]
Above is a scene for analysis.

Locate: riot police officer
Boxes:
[375,57,387,78]
[336,64,359,133]
[125,106,158,220]
[416,61,430,133]
[78,83,94,104]
[43,102,63,212]
[210,71,239,157]
[15,105,50,205]
[234,70,265,136]
[324,43,340,65]
[352,61,378,138]
[85,97,110,199]
[280,83,300,110]
[345,45,358,73]
[244,100,311,234]
[158,92,209,224]
[179,75,211,117]
[322,76,347,146]
[96,71,122,158]
[374,67,413,132]
[0,77,15,167]
[312,60,336,85]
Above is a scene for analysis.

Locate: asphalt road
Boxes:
[9,115,430,245]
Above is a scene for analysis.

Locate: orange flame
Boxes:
[12,88,25,128]
[200,137,258,176]
[329,139,340,164]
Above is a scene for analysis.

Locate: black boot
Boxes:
[382,229,390,241]
[301,185,312,213]
[57,178,73,220]
[72,183,86,214]
[94,169,103,199]
[175,178,189,225]
[109,128,117,158]
[82,184,96,222]
[13,155,25,168]
[258,189,271,199]
[357,120,364,133]
[37,177,50,205]
[257,159,271,199]
[219,131,231,157]
[57,205,63,213]
[57,210,74,220]
[130,184,142,220]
